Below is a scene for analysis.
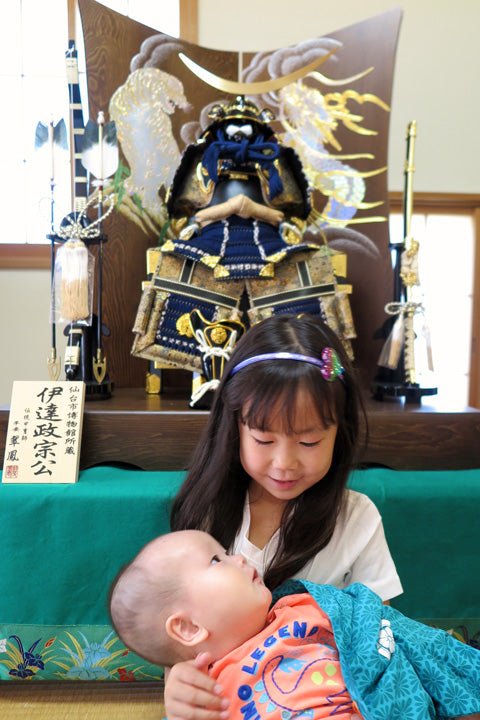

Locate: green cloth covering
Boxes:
[0,466,478,629]
[348,468,480,628]
[0,467,184,626]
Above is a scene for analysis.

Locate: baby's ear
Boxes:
[165,613,209,648]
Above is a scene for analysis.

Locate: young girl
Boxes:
[166,313,402,720]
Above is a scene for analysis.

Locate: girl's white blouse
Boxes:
[231,489,403,601]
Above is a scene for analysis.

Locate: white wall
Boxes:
[197,0,480,193]
[0,269,67,405]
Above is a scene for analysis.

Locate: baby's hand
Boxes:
[164,652,229,720]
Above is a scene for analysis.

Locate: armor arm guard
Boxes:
[259,146,311,219]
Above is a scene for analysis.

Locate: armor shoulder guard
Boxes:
[166,143,207,217]
[280,146,311,219]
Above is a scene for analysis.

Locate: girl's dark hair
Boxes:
[171,314,364,590]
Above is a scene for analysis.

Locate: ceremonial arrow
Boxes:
[35,117,68,381]
[81,111,118,384]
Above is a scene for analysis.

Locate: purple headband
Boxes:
[228,348,345,382]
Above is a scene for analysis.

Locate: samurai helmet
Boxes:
[208,95,275,126]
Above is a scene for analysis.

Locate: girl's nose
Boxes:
[272,444,299,471]
[229,553,247,567]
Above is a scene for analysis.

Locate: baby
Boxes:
[109,530,480,719]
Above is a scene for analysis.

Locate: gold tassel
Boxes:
[59,239,90,321]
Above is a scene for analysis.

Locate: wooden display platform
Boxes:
[2,387,480,472]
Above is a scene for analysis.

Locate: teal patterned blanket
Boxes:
[275,580,480,719]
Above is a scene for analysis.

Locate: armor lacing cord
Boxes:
[221,220,229,257]
[220,219,264,262]
[202,130,283,198]
[251,220,265,259]
[385,300,423,317]
[189,378,220,406]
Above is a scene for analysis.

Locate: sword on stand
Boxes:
[372,121,437,403]
[400,120,419,384]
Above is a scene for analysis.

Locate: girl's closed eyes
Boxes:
[247,428,326,448]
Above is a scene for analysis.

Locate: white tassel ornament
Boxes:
[58,239,90,321]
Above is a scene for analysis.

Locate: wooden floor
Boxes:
[0,682,165,720]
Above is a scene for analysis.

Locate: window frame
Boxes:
[389,192,480,409]
[0,0,197,270]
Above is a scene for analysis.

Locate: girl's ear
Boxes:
[165,613,209,649]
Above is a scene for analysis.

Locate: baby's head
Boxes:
[109,530,272,667]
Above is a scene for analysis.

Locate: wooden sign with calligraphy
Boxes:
[2,381,85,484]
